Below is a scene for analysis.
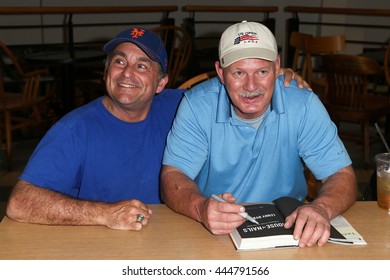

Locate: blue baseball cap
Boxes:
[103,27,168,73]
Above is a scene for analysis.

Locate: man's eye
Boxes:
[137,63,150,71]
[114,58,125,65]
[233,71,244,77]
[259,70,269,77]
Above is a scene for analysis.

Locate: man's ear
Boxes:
[156,74,169,94]
[215,61,225,84]
[275,55,281,74]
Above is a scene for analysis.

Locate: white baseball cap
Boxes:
[219,20,278,67]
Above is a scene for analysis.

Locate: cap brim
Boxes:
[221,48,277,67]
[103,38,158,62]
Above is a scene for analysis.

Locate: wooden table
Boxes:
[0,202,388,260]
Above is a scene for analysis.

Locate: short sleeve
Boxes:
[163,95,209,179]
[20,121,85,196]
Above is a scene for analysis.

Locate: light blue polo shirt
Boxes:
[162,77,351,203]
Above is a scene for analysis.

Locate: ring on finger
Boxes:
[136,214,145,223]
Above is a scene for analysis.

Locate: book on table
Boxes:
[230,196,366,251]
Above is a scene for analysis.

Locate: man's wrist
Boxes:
[312,201,332,220]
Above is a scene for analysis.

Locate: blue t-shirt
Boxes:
[163,77,352,203]
[20,89,185,204]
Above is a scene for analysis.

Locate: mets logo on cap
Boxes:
[130,28,145,38]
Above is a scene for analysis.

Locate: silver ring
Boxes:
[136,214,145,223]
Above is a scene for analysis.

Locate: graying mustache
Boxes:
[240,90,265,98]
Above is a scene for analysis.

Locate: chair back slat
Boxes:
[323,53,383,109]
[289,31,313,77]
[153,26,192,88]
[22,74,41,102]
[177,71,216,89]
[385,42,390,85]
[0,40,48,170]
[304,34,346,83]
[322,53,387,166]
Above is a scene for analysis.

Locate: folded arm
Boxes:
[6,180,152,231]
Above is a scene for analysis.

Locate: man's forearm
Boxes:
[160,165,207,222]
[314,165,358,219]
[6,180,105,226]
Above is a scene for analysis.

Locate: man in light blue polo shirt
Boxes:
[6,25,308,232]
[161,21,357,248]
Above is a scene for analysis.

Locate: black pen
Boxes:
[211,194,259,225]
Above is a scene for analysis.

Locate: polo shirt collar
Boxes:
[216,76,285,123]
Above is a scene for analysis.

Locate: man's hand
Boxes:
[284,202,330,247]
[197,193,246,235]
[280,67,312,90]
[102,199,152,231]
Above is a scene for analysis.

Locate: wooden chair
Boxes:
[153,25,192,88]
[289,31,313,77]
[382,42,390,135]
[304,34,346,103]
[177,71,216,89]
[0,41,48,170]
[322,53,389,167]
[384,41,390,86]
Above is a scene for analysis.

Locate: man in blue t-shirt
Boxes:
[6,26,307,231]
[161,21,358,246]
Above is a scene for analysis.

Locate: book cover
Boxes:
[230,196,366,251]
[329,215,367,245]
[230,202,299,250]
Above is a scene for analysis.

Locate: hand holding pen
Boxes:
[211,194,259,225]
